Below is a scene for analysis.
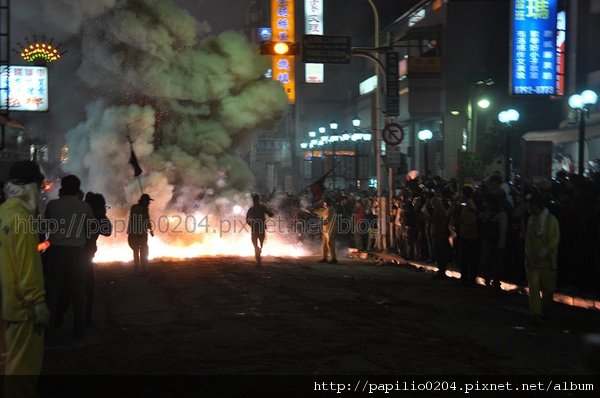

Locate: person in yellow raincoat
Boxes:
[315,199,339,264]
[525,194,560,324]
[0,161,49,398]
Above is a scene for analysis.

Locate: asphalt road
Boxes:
[43,255,600,376]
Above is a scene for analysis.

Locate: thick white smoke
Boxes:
[15,0,289,216]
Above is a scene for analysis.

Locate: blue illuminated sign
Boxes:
[511,0,558,95]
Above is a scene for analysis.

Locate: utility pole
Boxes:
[0,0,11,151]
[367,0,386,251]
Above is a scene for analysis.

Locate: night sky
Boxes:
[171,0,423,37]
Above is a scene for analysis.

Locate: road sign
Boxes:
[382,123,404,146]
[384,145,402,168]
[385,52,399,116]
[302,35,351,64]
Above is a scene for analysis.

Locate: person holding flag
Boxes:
[127,194,154,274]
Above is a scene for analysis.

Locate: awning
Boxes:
[522,113,600,144]
[0,114,26,129]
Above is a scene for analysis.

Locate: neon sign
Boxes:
[511,0,559,95]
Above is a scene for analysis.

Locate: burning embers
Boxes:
[93,211,310,263]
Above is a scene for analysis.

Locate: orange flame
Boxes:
[93,211,311,264]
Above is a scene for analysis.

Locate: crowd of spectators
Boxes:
[274,170,600,297]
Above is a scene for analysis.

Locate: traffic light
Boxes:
[260,41,299,56]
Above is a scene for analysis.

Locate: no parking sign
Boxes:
[382,123,404,146]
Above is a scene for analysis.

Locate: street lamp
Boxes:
[471,97,491,151]
[569,89,598,176]
[498,109,520,182]
[417,129,433,173]
[477,98,491,109]
[318,126,326,134]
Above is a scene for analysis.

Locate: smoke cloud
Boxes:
[14,0,288,216]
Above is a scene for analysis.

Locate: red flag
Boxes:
[309,168,334,202]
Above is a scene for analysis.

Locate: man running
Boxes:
[246,194,274,265]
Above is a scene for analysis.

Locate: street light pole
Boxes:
[498,109,520,182]
[569,89,598,176]
[352,116,372,188]
[365,0,385,251]
[417,129,433,173]
[330,121,338,189]
[578,108,585,176]
[424,141,429,172]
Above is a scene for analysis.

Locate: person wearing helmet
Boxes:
[0,161,49,384]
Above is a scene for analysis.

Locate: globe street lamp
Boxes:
[498,109,520,182]
[417,129,433,173]
[569,89,598,176]
[477,98,491,109]
[471,97,491,151]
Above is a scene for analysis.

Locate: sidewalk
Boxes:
[349,248,600,312]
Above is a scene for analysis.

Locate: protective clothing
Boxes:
[0,198,46,376]
[525,208,560,318]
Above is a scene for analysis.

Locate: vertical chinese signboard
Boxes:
[305,0,324,83]
[272,0,296,104]
[385,52,399,116]
[510,0,559,95]
[555,10,566,96]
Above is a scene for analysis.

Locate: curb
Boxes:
[349,249,600,312]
